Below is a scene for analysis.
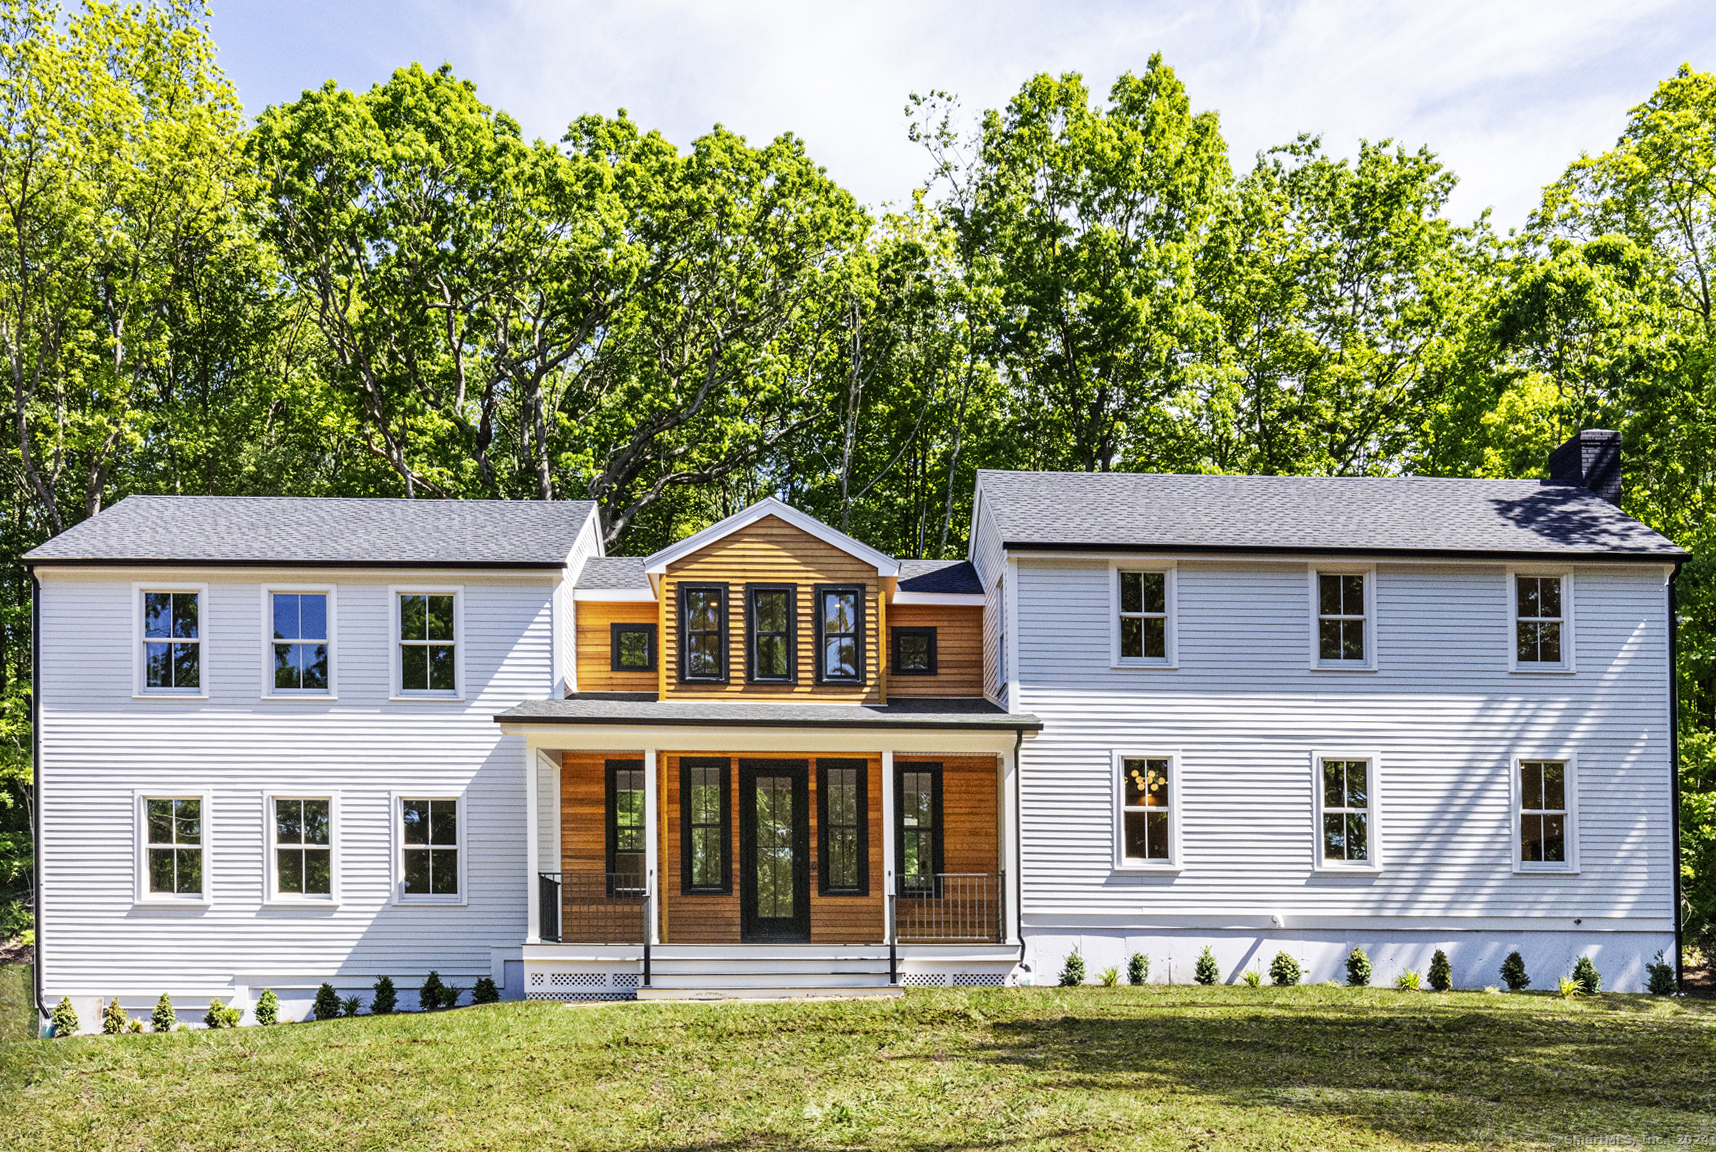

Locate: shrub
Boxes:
[442,983,466,1009]
[1558,976,1581,999]
[1269,952,1301,987]
[312,983,341,1021]
[419,970,448,1009]
[1646,950,1677,995]
[1126,953,1148,986]
[254,988,279,1026]
[1500,951,1530,991]
[51,996,78,1037]
[371,976,398,1015]
[1058,950,1085,987]
[472,976,500,1004]
[1428,950,1452,992]
[101,997,129,1036]
[1395,969,1421,991]
[1099,966,1119,988]
[1194,946,1219,986]
[341,996,362,1018]
[1345,947,1372,987]
[204,998,241,1029]
[1242,968,1262,988]
[1571,956,1601,995]
[128,1018,142,1033]
[151,993,176,1034]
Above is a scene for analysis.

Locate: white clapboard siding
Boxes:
[38,568,557,997]
[1013,557,1674,925]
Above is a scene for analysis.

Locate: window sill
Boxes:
[261,693,338,702]
[388,693,465,703]
[134,895,211,907]
[392,895,467,907]
[1310,663,1378,673]
[132,692,210,701]
[1510,666,1576,675]
[262,896,340,908]
[1514,864,1579,875]
[1111,660,1177,671]
[1114,862,1181,873]
[1312,861,1383,874]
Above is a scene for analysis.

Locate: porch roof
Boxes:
[494,696,1041,731]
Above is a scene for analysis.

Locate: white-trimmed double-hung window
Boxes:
[268,591,331,694]
[1311,569,1374,669]
[1114,752,1178,868]
[1312,753,1381,870]
[139,795,208,900]
[269,796,335,900]
[137,587,206,694]
[1511,573,1573,672]
[1113,567,1173,666]
[1516,757,1577,872]
[392,588,462,698]
[397,795,463,902]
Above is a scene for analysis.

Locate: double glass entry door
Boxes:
[739,760,810,941]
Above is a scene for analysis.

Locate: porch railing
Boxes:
[895,872,1002,942]
[537,871,647,944]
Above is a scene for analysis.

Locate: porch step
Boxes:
[636,985,903,1002]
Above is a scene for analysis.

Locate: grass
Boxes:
[0,985,1713,1150]
[0,965,31,1044]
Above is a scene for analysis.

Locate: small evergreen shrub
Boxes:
[1058,950,1085,987]
[341,996,362,1018]
[1429,950,1452,992]
[441,984,465,1009]
[1099,966,1119,987]
[1395,969,1421,991]
[1646,950,1677,995]
[101,997,129,1035]
[1194,946,1219,986]
[254,988,279,1026]
[312,983,341,1021]
[419,970,447,1009]
[1269,952,1301,987]
[472,976,500,1004]
[1500,951,1530,991]
[51,996,78,1037]
[1571,956,1601,995]
[1346,947,1372,986]
[1126,953,1148,986]
[151,993,176,1033]
[371,976,398,1015]
[1242,968,1262,988]
[203,998,241,1029]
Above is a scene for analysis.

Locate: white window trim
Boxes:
[1112,750,1182,871]
[133,790,214,905]
[1507,568,1576,674]
[1307,565,1378,671]
[1310,750,1384,872]
[1512,753,1580,874]
[1109,563,1178,669]
[390,789,469,905]
[261,790,342,905]
[259,585,339,700]
[388,586,466,702]
[132,583,211,699]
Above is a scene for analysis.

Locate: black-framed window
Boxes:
[678,584,728,682]
[814,584,865,684]
[895,762,943,897]
[817,759,869,895]
[681,756,731,894]
[610,622,657,672]
[606,759,646,894]
[891,626,937,675]
[746,584,797,683]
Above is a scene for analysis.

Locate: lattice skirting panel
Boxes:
[901,972,1007,987]
[526,970,639,1001]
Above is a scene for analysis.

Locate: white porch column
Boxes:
[643,747,660,945]
[880,749,896,941]
[1002,739,1021,945]
[524,739,540,944]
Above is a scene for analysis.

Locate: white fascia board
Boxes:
[572,587,657,602]
[505,723,1023,757]
[890,592,986,607]
[643,497,900,578]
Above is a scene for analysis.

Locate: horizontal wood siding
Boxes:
[885,605,984,698]
[662,754,739,943]
[574,602,659,693]
[1013,557,1675,925]
[661,516,880,703]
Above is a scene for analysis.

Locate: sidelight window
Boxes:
[607,761,647,894]
[681,757,730,894]
[818,759,868,895]
[895,763,942,896]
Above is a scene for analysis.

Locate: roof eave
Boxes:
[1000,541,1688,563]
[23,557,570,570]
[493,711,1043,732]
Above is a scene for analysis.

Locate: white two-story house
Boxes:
[24,429,1684,1027]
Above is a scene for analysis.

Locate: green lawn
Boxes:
[1,985,1712,1150]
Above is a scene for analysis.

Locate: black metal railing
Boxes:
[538,871,647,944]
[895,872,1001,942]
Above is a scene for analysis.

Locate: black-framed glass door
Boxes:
[739,759,810,941]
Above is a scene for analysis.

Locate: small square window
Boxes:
[610,623,657,672]
[891,627,937,676]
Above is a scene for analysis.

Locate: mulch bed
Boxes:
[0,942,32,966]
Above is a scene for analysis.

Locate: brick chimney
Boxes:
[1547,429,1622,504]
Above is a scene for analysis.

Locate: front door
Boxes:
[739,759,810,941]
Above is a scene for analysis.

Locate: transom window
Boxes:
[608,761,646,894]
[682,757,729,893]
[145,797,202,895]
[1520,760,1568,865]
[680,585,726,681]
[819,759,867,894]
[1121,757,1171,862]
[896,764,941,896]
[610,623,656,672]
[274,798,331,896]
[1316,573,1367,663]
[401,798,459,896]
[1320,759,1370,863]
[747,585,795,682]
[1118,572,1167,660]
[1516,577,1564,665]
[398,594,456,693]
[816,586,863,684]
[891,627,936,675]
[143,591,200,691]
[272,593,329,692]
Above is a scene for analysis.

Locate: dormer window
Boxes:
[746,585,796,683]
[679,584,728,682]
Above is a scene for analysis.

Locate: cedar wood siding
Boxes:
[1013,557,1675,925]
[661,515,882,703]
[574,602,659,693]
[885,605,983,697]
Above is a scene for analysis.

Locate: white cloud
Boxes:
[214,0,1715,228]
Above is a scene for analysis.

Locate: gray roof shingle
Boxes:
[23,496,598,567]
[495,697,1040,731]
[897,559,982,595]
[574,556,649,589]
[977,471,1685,560]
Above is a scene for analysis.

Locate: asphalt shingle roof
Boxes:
[23,496,598,567]
[977,471,1686,560]
[496,697,1039,731]
[897,559,982,595]
[574,556,649,589]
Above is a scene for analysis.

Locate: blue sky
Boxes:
[211,0,1715,230]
